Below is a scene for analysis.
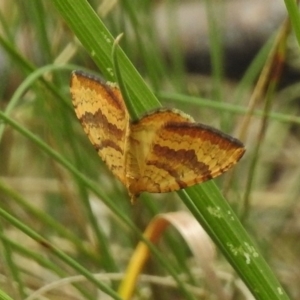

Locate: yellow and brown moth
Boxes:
[70,71,245,201]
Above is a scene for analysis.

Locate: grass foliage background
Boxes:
[0,0,299,299]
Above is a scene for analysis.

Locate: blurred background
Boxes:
[1,0,300,299]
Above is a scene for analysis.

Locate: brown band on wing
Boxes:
[146,160,188,190]
[147,144,212,189]
[95,139,124,155]
[165,122,244,151]
[153,144,211,174]
[79,110,125,140]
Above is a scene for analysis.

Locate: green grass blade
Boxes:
[52,0,160,116]
[0,290,14,300]
[284,0,300,46]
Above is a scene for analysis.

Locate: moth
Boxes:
[70,71,245,201]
